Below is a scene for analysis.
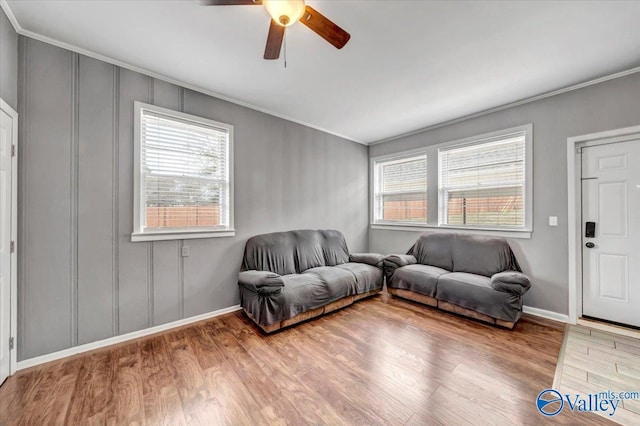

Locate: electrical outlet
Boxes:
[549,216,558,227]
[181,245,190,257]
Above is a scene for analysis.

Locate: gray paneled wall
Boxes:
[18,37,369,361]
[369,71,640,316]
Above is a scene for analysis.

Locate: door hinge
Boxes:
[11,145,15,157]
[10,241,15,253]
[9,337,14,350]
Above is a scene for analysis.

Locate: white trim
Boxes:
[0,0,20,32]
[131,229,236,242]
[436,124,533,233]
[370,68,640,146]
[370,150,429,227]
[0,0,363,146]
[0,98,18,376]
[16,304,242,371]
[523,305,569,323]
[566,124,640,325]
[133,102,235,242]
[370,224,532,239]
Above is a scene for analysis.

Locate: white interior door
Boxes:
[0,106,13,385]
[582,140,640,327]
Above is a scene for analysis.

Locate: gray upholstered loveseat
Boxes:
[238,229,384,333]
[384,232,531,328]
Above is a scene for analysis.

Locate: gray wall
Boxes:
[18,37,369,361]
[369,71,640,316]
[0,7,18,110]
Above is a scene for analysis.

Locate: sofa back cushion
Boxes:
[291,230,326,272]
[409,232,521,277]
[319,229,351,266]
[242,229,350,274]
[409,232,454,271]
[451,234,521,277]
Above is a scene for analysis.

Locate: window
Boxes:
[373,153,428,224]
[439,130,528,230]
[132,102,234,242]
[371,124,532,237]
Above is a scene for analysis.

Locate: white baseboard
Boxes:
[523,305,569,323]
[14,303,566,371]
[16,305,242,371]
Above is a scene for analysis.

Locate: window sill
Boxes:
[131,229,236,242]
[370,223,531,239]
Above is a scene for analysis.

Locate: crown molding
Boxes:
[0,0,365,146]
[369,66,640,146]
[4,0,640,147]
[0,0,19,31]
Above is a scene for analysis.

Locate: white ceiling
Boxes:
[4,0,640,144]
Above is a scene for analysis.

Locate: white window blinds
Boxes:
[439,132,525,228]
[374,154,427,223]
[140,109,230,231]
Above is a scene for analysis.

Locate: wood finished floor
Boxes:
[0,293,611,425]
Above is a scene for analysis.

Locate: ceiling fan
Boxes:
[201,0,351,60]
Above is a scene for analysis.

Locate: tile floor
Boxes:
[554,325,640,425]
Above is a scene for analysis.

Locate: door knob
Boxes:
[585,242,595,248]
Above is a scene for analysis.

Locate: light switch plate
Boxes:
[549,216,558,226]
[181,245,190,257]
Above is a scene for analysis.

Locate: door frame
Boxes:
[0,98,17,376]
[567,124,640,325]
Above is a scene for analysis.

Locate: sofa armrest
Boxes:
[238,270,285,295]
[349,253,385,267]
[383,254,418,282]
[384,254,417,268]
[491,271,531,296]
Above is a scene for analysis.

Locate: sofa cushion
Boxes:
[436,272,522,322]
[388,264,449,298]
[304,266,357,299]
[291,230,326,272]
[451,235,521,277]
[409,232,454,271]
[335,262,383,294]
[242,229,352,274]
[319,230,350,266]
[243,231,298,275]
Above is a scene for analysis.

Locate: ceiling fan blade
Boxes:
[199,0,262,5]
[299,6,350,49]
[264,20,285,60]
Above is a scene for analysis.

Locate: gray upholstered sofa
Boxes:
[238,229,384,332]
[384,232,531,328]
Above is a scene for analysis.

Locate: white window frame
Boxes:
[370,124,533,239]
[132,102,235,242]
[371,149,429,226]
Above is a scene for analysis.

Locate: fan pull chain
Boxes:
[283,30,287,69]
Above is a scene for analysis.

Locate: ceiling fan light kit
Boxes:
[263,0,305,26]
[202,0,350,60]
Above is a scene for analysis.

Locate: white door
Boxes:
[0,106,13,385]
[582,140,640,327]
